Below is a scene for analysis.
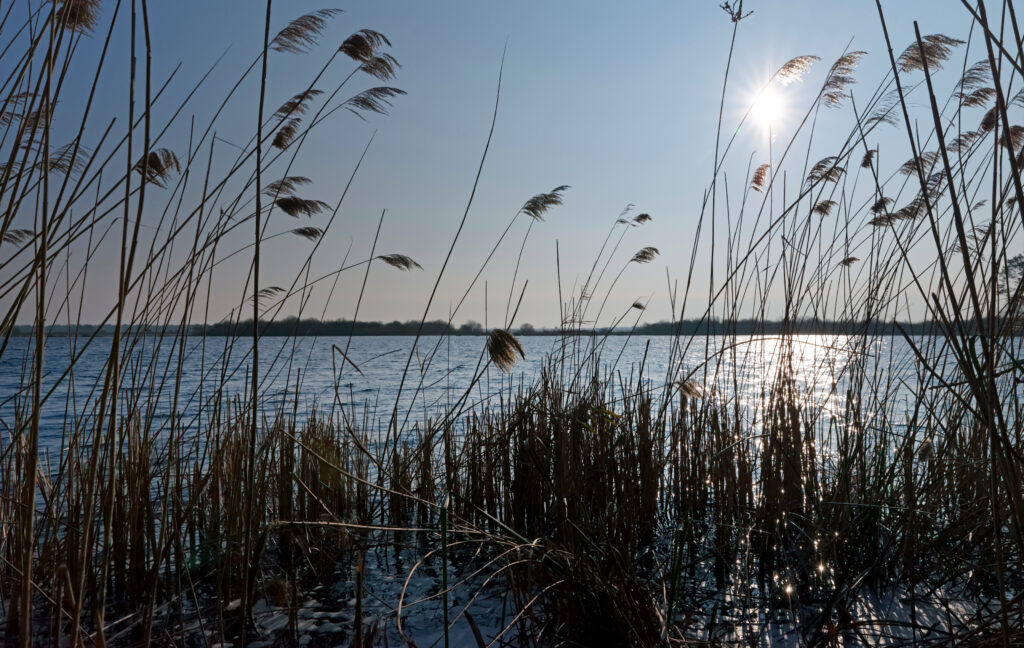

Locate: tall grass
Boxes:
[0,0,1023,646]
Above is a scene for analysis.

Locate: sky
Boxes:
[6,1,984,328]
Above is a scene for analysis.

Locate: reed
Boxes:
[1,1,1023,646]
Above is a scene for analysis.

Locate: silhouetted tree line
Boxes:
[11,316,1004,337]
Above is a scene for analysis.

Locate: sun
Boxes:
[751,86,785,129]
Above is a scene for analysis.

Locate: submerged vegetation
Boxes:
[0,0,1023,646]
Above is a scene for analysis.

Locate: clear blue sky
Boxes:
[17,1,977,327]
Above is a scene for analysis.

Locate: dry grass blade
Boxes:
[56,0,103,33]
[275,196,330,217]
[291,227,323,241]
[840,256,859,266]
[813,199,837,216]
[376,254,422,271]
[274,90,322,120]
[751,163,771,192]
[773,55,820,85]
[344,87,406,117]
[486,329,525,373]
[821,51,867,108]
[134,149,180,187]
[521,185,569,221]
[339,29,392,62]
[861,149,875,168]
[273,117,302,149]
[264,176,312,196]
[897,34,964,72]
[631,247,659,264]
[271,9,343,54]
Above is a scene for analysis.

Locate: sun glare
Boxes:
[752,86,785,129]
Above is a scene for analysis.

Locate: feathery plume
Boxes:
[360,53,401,81]
[264,176,312,196]
[999,125,1024,152]
[339,29,392,62]
[271,9,343,54]
[806,156,844,184]
[520,185,569,221]
[344,86,406,117]
[865,90,901,127]
[948,131,980,153]
[56,0,103,33]
[274,90,322,120]
[861,149,875,168]
[897,34,964,73]
[980,106,998,132]
[45,142,89,177]
[273,117,302,149]
[675,379,703,399]
[839,256,859,267]
[870,197,893,214]
[134,149,180,187]
[958,60,992,92]
[275,196,330,217]
[2,229,34,245]
[376,254,422,271]
[291,226,323,241]
[631,247,659,264]
[251,286,285,306]
[898,151,939,176]
[751,163,771,192]
[958,87,995,108]
[633,213,652,225]
[773,55,820,85]
[813,200,837,216]
[631,301,646,310]
[487,329,525,373]
[821,51,867,108]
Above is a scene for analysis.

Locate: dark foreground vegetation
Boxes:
[1,0,1023,646]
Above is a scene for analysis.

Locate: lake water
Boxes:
[0,334,952,455]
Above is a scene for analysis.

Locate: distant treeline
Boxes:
[8,317,981,337]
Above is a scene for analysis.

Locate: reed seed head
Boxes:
[376,254,422,271]
[520,185,569,221]
[271,9,343,54]
[630,247,659,264]
[487,329,525,373]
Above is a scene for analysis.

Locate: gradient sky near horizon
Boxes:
[9,1,979,328]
